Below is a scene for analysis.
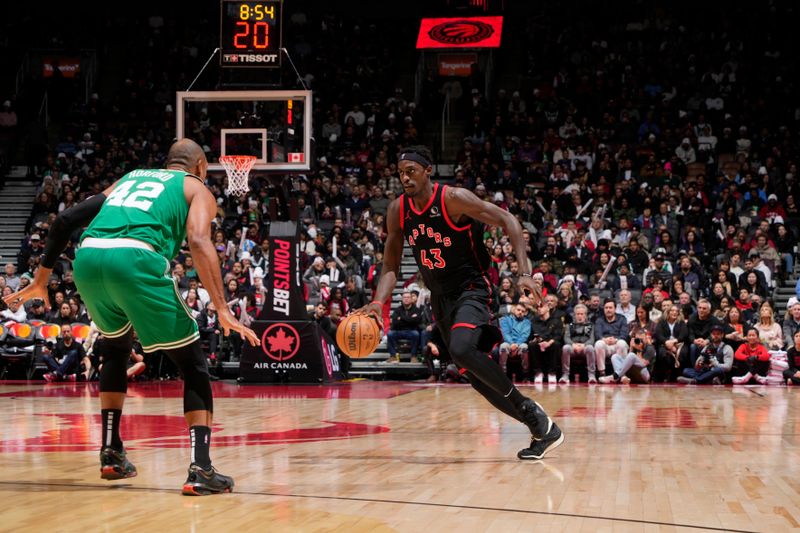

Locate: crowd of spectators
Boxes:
[1,2,800,384]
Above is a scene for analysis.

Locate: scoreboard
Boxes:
[220,0,283,67]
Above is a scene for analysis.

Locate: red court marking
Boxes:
[0,381,419,400]
[0,414,389,453]
[636,407,697,429]
[555,407,609,418]
[556,406,697,429]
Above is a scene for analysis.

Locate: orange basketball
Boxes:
[336,314,381,358]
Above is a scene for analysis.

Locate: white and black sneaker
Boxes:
[517,422,564,460]
[518,399,552,440]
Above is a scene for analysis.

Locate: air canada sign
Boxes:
[254,323,308,370]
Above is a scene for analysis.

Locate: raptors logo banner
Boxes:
[259,221,307,321]
[416,16,503,49]
[240,320,344,383]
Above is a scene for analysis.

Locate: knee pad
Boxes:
[165,341,213,413]
[99,331,134,394]
[448,326,481,368]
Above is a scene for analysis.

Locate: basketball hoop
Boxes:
[219,155,256,196]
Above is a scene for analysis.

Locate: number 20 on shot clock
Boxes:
[220,0,283,67]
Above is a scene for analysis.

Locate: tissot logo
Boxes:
[429,206,441,217]
[428,20,494,45]
[261,323,300,361]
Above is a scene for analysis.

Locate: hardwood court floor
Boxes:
[0,380,798,533]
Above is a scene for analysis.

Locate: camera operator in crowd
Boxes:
[599,330,654,384]
[677,323,733,384]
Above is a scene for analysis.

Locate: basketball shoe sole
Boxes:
[100,447,137,480]
[517,422,564,460]
[182,464,234,496]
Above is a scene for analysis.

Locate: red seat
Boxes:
[37,324,61,341]
[71,323,91,342]
[9,322,34,340]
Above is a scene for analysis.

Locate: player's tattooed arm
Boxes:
[445,186,541,304]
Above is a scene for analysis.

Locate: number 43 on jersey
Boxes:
[106,181,165,211]
[420,248,446,269]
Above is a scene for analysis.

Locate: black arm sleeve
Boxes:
[40,193,106,269]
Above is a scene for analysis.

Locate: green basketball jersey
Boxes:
[82,169,194,260]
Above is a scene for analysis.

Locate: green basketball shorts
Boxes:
[73,241,199,353]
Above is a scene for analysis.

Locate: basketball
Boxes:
[336,314,381,358]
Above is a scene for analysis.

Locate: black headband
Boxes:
[399,151,432,168]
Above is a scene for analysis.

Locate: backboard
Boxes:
[176,90,312,172]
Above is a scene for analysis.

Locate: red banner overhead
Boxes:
[416,16,503,49]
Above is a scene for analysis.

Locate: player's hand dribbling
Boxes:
[353,301,384,330]
[517,275,543,307]
[218,309,260,347]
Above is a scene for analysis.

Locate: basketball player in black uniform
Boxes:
[358,146,563,459]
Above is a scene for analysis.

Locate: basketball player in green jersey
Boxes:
[5,139,260,495]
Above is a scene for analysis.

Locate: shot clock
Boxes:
[220,0,283,67]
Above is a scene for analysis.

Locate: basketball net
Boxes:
[219,155,256,197]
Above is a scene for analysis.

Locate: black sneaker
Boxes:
[517,422,564,460]
[182,464,234,496]
[518,399,553,440]
[100,447,137,480]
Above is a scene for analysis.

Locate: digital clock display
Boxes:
[220,0,283,67]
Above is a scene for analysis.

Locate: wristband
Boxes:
[370,300,383,306]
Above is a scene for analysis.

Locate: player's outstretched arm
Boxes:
[184,178,259,347]
[353,198,403,325]
[443,186,542,305]
[2,182,118,309]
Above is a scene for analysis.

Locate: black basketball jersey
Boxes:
[399,183,491,295]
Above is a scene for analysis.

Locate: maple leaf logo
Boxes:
[268,328,295,354]
[262,323,300,361]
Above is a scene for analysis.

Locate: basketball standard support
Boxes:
[239,221,344,383]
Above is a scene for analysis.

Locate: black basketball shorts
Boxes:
[431,282,502,353]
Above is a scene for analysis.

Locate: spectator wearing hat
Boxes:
[625,239,650,275]
[609,263,641,293]
[28,298,49,321]
[318,274,331,303]
[677,323,733,384]
[675,138,696,165]
[303,256,326,305]
[643,252,673,289]
[783,302,800,349]
[759,194,786,223]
